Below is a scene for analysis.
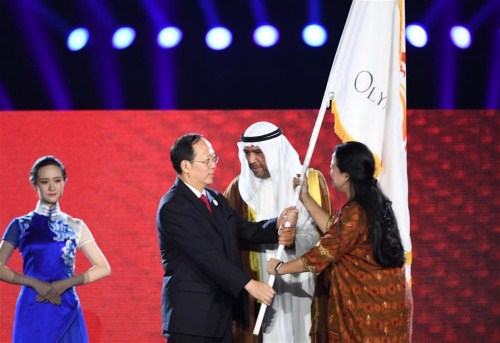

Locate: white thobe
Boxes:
[254,179,319,343]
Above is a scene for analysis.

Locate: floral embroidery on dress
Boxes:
[62,240,77,270]
[300,256,317,274]
[18,213,34,237]
[49,216,76,242]
[318,244,333,258]
[49,216,77,274]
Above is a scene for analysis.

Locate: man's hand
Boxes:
[277,207,297,247]
[244,279,276,306]
[278,227,295,247]
[277,206,298,229]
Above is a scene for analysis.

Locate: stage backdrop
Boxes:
[0,110,498,342]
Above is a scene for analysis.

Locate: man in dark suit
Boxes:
[156,133,297,343]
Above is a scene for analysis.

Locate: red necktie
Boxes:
[200,194,212,213]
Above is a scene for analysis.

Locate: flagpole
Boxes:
[252,91,334,336]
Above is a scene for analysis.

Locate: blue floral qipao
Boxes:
[2,202,95,343]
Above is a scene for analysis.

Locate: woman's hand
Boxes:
[50,279,72,295]
[293,173,310,201]
[266,258,283,276]
[32,279,61,305]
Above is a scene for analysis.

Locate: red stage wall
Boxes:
[0,110,498,342]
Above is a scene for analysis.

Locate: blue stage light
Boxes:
[112,27,136,50]
[302,24,327,47]
[253,25,279,47]
[67,28,89,51]
[450,25,472,49]
[205,27,232,50]
[157,27,183,48]
[406,24,428,48]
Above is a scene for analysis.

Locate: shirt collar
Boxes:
[182,180,207,198]
[35,201,62,219]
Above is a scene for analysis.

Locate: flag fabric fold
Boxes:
[327,0,412,279]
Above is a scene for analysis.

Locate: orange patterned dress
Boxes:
[301,202,413,343]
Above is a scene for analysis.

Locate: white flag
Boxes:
[326,0,412,278]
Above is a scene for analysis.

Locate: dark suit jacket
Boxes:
[156,177,279,338]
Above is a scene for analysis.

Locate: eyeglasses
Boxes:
[190,156,219,166]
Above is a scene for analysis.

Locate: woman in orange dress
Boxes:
[267,141,412,342]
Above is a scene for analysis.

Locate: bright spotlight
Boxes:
[406,24,428,48]
[302,24,327,47]
[112,27,136,50]
[157,27,183,48]
[67,28,89,51]
[205,27,232,50]
[253,25,279,48]
[450,25,472,49]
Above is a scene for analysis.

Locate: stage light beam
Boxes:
[253,25,279,47]
[112,27,136,50]
[157,27,183,48]
[205,27,232,50]
[406,24,428,48]
[450,25,472,49]
[67,28,89,51]
[302,24,327,47]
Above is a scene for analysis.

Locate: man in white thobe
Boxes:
[224,122,331,343]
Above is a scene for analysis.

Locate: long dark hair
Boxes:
[335,141,405,268]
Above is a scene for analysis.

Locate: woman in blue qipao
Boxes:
[0,156,111,343]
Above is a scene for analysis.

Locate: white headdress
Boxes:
[237,122,302,216]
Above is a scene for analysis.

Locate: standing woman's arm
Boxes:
[296,174,332,234]
[49,223,111,295]
[0,240,62,304]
